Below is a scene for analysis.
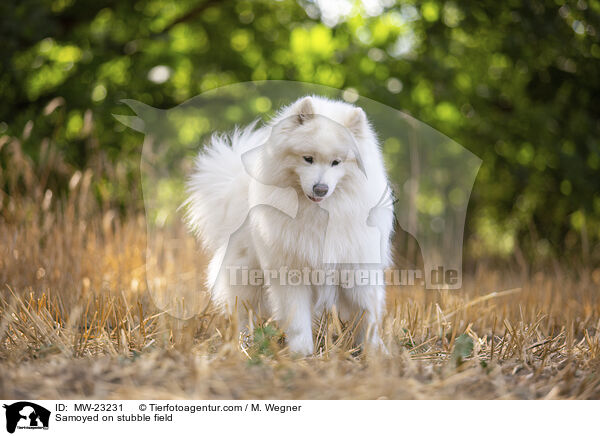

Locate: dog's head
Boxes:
[264,96,368,203]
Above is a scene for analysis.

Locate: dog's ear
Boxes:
[293,96,314,125]
[345,107,367,137]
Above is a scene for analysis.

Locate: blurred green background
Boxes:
[1,0,599,262]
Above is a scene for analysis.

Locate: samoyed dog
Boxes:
[185,96,393,355]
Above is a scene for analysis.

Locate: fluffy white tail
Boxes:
[183,122,267,252]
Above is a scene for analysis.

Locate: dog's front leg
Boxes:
[268,284,313,356]
[341,284,386,352]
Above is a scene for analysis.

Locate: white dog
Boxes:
[185,96,394,355]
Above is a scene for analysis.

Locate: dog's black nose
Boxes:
[312,183,329,197]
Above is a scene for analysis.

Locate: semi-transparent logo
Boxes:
[116,81,482,319]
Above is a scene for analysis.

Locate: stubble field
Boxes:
[1,152,599,400]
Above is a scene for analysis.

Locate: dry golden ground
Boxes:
[1,179,600,399]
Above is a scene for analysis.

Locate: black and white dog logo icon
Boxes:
[3,402,50,433]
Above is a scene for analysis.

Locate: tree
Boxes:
[1,0,599,260]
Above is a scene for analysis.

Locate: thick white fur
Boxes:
[185,96,394,355]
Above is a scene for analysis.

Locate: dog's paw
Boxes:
[367,335,389,355]
[356,331,389,355]
[286,333,314,356]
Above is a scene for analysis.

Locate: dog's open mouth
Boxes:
[307,195,324,203]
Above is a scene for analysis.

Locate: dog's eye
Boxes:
[303,156,314,164]
[331,160,341,166]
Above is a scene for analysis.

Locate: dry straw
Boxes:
[1,133,599,399]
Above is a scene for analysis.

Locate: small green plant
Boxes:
[451,334,474,367]
[248,324,283,365]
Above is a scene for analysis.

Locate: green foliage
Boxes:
[248,324,283,364]
[451,333,474,366]
[1,0,599,259]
